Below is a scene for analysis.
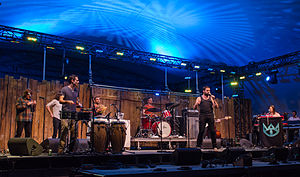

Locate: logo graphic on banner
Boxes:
[263,123,280,137]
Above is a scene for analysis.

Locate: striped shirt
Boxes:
[16,96,35,121]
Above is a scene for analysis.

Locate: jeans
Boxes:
[197,114,216,148]
[15,121,32,137]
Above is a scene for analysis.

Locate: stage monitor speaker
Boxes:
[172,148,202,165]
[222,147,246,164]
[201,139,222,149]
[267,147,289,162]
[40,138,60,153]
[74,139,89,152]
[8,138,43,156]
[233,154,252,167]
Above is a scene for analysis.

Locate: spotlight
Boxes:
[116,52,124,56]
[184,89,192,93]
[230,71,236,75]
[46,46,55,50]
[27,37,37,42]
[96,49,103,53]
[240,76,246,80]
[266,76,270,81]
[232,94,239,98]
[256,72,262,76]
[64,76,68,80]
[208,68,213,71]
[155,93,160,96]
[266,69,278,84]
[181,62,187,66]
[248,75,254,78]
[184,77,191,80]
[230,81,238,86]
[76,46,84,51]
[220,69,225,73]
[150,58,156,61]
[194,65,200,69]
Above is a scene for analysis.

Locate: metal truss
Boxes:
[0,24,230,72]
[238,51,300,75]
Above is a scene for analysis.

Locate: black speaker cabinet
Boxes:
[173,148,202,165]
[40,138,60,153]
[8,138,43,156]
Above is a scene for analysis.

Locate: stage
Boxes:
[1,147,300,177]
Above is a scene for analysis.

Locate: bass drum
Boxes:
[152,121,171,138]
[92,121,109,153]
[110,121,126,154]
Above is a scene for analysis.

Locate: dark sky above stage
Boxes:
[0,0,299,66]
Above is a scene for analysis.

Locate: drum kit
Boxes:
[137,103,180,138]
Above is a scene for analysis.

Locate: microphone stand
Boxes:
[39,96,46,141]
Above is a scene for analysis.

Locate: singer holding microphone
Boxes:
[58,74,81,154]
[193,86,219,151]
[15,89,36,137]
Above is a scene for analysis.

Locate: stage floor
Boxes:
[1,148,299,177]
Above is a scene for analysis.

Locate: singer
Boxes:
[193,86,219,151]
[15,89,36,137]
[58,74,81,154]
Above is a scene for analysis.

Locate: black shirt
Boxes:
[198,95,213,115]
[61,86,79,112]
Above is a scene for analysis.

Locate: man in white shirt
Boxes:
[46,93,62,138]
[288,111,300,121]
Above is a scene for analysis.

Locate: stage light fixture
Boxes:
[116,52,124,56]
[53,40,62,44]
[181,62,187,66]
[232,94,239,98]
[46,46,55,50]
[96,49,103,53]
[266,69,278,84]
[220,69,225,73]
[210,72,215,74]
[208,68,213,71]
[194,65,200,69]
[184,76,191,80]
[248,74,254,78]
[150,58,157,61]
[256,72,262,76]
[230,71,236,75]
[10,40,20,43]
[184,89,192,93]
[64,76,68,80]
[230,81,238,86]
[155,93,160,96]
[240,76,245,80]
[27,37,37,42]
[76,46,84,51]
[266,76,270,81]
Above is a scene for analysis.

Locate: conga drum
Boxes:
[92,120,109,153]
[110,121,126,153]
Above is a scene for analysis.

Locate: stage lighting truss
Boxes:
[0,24,232,72]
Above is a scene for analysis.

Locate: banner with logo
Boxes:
[259,117,283,147]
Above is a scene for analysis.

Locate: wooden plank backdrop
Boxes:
[0,75,252,151]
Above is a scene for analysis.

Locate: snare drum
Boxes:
[162,110,172,119]
[152,121,171,138]
[92,120,109,153]
[110,121,126,153]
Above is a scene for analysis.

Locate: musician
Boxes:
[58,74,81,154]
[46,92,62,138]
[94,96,107,116]
[288,111,300,121]
[288,111,300,142]
[143,97,157,117]
[266,105,281,117]
[15,89,36,137]
[193,86,219,150]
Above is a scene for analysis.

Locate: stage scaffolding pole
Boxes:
[195,71,199,94]
[164,68,169,91]
[221,73,224,105]
[61,49,65,77]
[89,54,93,85]
[43,47,46,80]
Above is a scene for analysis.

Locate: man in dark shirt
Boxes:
[193,86,219,150]
[15,89,36,137]
[58,74,81,154]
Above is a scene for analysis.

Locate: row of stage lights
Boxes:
[230,70,278,86]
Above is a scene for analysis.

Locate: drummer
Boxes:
[94,96,107,116]
[143,97,158,118]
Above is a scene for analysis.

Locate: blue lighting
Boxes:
[0,0,299,66]
[266,76,270,81]
[155,93,160,96]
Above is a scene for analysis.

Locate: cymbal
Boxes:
[165,103,174,108]
[146,108,161,112]
[170,103,180,109]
